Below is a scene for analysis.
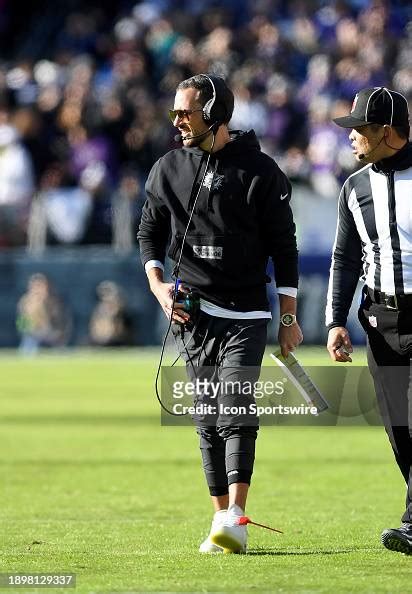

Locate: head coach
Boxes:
[326,86,412,554]
[138,74,302,553]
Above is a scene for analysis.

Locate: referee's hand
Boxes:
[327,327,353,363]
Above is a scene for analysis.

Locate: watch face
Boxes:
[281,313,295,326]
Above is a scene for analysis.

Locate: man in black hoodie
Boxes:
[326,87,412,555]
[138,74,302,553]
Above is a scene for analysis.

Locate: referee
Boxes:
[326,87,412,555]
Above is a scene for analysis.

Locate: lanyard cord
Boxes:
[154,134,216,416]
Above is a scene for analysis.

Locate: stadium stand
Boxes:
[0,0,410,345]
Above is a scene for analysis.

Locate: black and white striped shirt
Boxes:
[326,142,412,329]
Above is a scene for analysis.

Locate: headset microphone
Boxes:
[174,123,218,143]
[358,132,386,160]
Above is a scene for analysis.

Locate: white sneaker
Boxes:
[199,509,227,553]
[210,504,247,553]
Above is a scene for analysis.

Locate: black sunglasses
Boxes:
[168,108,203,123]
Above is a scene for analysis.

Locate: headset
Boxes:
[358,124,404,160]
[201,73,234,126]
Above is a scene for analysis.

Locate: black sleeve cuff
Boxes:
[326,321,348,331]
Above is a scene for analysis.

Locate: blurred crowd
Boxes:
[0,0,411,248]
[17,274,134,352]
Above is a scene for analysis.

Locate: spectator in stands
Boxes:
[307,95,342,199]
[0,123,34,246]
[80,160,112,245]
[89,280,133,346]
[16,273,71,353]
[112,166,144,254]
[27,162,91,249]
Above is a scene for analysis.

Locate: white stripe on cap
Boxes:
[365,87,381,122]
[383,87,394,126]
[391,90,410,116]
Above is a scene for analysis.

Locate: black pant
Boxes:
[359,294,412,523]
[173,311,268,496]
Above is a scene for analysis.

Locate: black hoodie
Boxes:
[138,130,298,311]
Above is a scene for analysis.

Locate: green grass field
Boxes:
[1,347,411,594]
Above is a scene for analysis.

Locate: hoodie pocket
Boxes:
[168,233,265,280]
[185,234,250,279]
[169,233,227,263]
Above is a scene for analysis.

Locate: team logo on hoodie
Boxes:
[212,173,225,191]
[203,171,214,189]
[202,170,225,191]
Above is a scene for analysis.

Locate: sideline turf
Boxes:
[0,348,410,594]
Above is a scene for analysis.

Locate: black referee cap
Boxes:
[333,87,410,128]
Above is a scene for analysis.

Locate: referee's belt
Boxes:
[366,287,412,310]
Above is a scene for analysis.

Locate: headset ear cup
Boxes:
[212,104,227,125]
[203,98,225,124]
[201,74,233,125]
[202,99,213,122]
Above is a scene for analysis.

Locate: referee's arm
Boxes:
[326,185,362,362]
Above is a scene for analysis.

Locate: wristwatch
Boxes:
[280,313,297,327]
